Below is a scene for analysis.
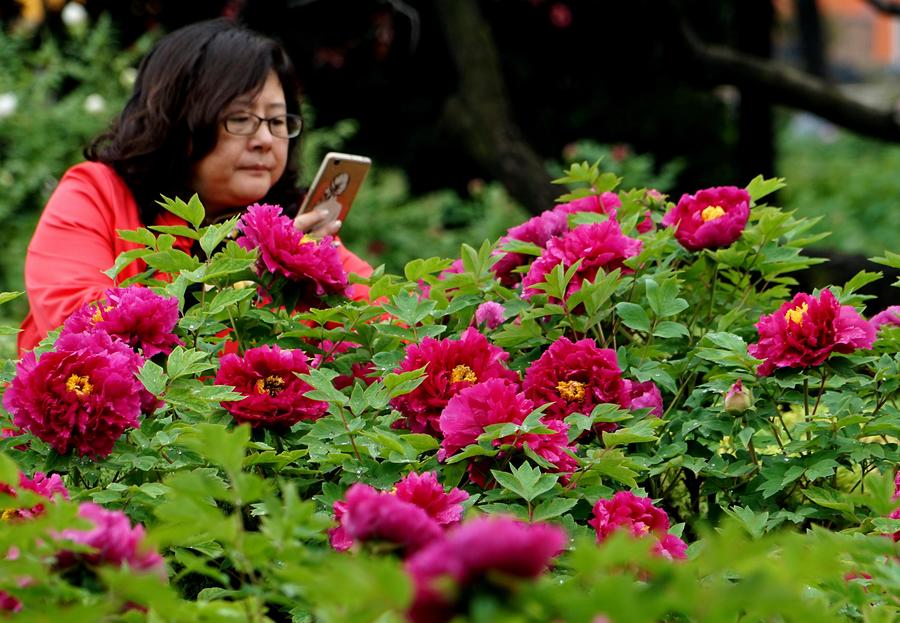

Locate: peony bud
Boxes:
[475,301,505,329]
[724,379,752,414]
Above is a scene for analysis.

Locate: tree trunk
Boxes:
[433,0,558,216]
[794,0,829,79]
[736,0,776,183]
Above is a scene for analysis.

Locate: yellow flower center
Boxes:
[450,364,478,384]
[784,302,809,326]
[701,205,726,222]
[1,508,17,521]
[557,380,586,402]
[65,373,93,397]
[90,304,114,324]
[255,375,286,397]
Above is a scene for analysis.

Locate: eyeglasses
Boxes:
[222,112,303,139]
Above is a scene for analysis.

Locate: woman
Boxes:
[19,19,372,354]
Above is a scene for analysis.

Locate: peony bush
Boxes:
[0,168,898,622]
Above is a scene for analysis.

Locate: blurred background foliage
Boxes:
[0,0,898,338]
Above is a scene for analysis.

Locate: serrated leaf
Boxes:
[615,302,651,332]
[532,497,578,521]
[746,175,786,203]
[491,463,558,502]
[206,287,255,315]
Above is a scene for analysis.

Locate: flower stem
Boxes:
[811,370,827,417]
[706,261,719,324]
[337,406,363,463]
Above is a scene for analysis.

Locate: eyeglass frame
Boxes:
[221,112,303,139]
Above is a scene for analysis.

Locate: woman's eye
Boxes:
[270,117,286,127]
[230,115,252,124]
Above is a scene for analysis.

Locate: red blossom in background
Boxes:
[214,344,327,428]
[0,471,69,520]
[3,331,146,458]
[748,289,875,376]
[438,378,578,486]
[328,483,444,555]
[393,471,469,526]
[523,337,628,428]
[390,328,519,437]
[57,503,165,576]
[405,516,567,623]
[522,221,642,301]
[590,491,686,560]
[662,186,750,251]
[61,286,182,358]
[237,203,349,302]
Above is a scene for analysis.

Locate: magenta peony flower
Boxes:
[653,533,689,560]
[214,344,327,428]
[589,491,670,541]
[0,471,69,520]
[438,378,578,486]
[491,193,616,286]
[474,301,505,329]
[522,221,642,301]
[622,379,664,418]
[405,516,567,623]
[590,491,687,561]
[894,470,899,501]
[523,337,628,426]
[237,203,349,300]
[393,471,469,526]
[3,331,146,458]
[888,507,900,543]
[329,483,444,555]
[390,328,519,437]
[60,286,182,358]
[748,289,876,376]
[662,186,750,251]
[871,305,900,331]
[57,503,165,576]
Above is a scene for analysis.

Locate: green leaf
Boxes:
[653,321,689,339]
[404,257,454,282]
[0,291,22,306]
[602,419,659,448]
[199,216,240,257]
[746,175,786,203]
[490,462,558,503]
[803,486,856,516]
[149,224,202,240]
[805,459,839,481]
[137,360,167,396]
[725,505,770,539]
[166,347,215,380]
[177,423,250,476]
[383,366,427,398]
[143,249,202,273]
[116,227,157,247]
[206,287,255,315]
[157,193,205,228]
[615,302,651,332]
[644,277,689,318]
[298,368,349,406]
[532,497,578,521]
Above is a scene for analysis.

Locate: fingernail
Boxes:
[318,208,329,215]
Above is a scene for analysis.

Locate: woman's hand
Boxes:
[293,208,342,240]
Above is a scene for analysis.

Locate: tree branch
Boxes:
[680,20,900,142]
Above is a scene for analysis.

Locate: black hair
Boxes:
[86,18,302,223]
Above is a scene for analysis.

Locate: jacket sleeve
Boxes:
[24,165,129,340]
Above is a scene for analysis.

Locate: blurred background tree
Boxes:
[0,0,897,339]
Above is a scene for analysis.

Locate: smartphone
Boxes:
[298,152,372,225]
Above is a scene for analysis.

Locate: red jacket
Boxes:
[19,162,373,355]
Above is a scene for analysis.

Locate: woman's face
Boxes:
[191,71,289,219]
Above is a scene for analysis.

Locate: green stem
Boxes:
[706,261,719,324]
[811,370,827,417]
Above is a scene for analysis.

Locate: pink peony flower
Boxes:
[393,471,469,526]
[405,516,567,623]
[589,491,670,541]
[438,378,578,486]
[60,286,182,358]
[522,221,642,301]
[622,379,664,418]
[653,533,689,560]
[0,591,20,613]
[0,471,69,520]
[491,193,616,286]
[474,301,505,329]
[390,328,519,437]
[522,337,628,427]
[3,331,146,458]
[893,470,899,501]
[888,507,900,543]
[214,344,327,428]
[748,289,876,376]
[329,483,444,555]
[590,491,687,561]
[57,503,165,576]
[237,203,349,301]
[871,305,900,331]
[662,186,750,251]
